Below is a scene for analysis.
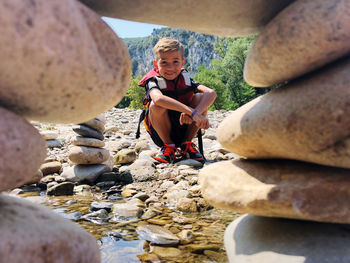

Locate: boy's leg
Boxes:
[148,101,174,145]
[183,93,207,142]
[148,102,178,164]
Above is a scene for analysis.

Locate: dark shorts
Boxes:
[146,110,188,147]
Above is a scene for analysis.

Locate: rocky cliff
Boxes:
[124,28,221,76]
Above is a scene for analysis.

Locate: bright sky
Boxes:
[102,17,166,38]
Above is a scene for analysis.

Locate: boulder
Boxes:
[69,146,110,164]
[244,0,350,87]
[200,159,350,224]
[0,0,131,123]
[0,107,46,192]
[0,193,100,263]
[218,56,350,168]
[225,214,350,263]
[79,0,295,37]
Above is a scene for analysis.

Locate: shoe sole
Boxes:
[153,156,171,164]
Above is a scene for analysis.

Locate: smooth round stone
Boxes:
[0,107,46,192]
[219,56,350,168]
[61,164,111,183]
[0,0,131,123]
[68,146,110,164]
[113,149,137,164]
[136,224,180,245]
[80,0,294,37]
[199,159,350,224]
[225,214,350,263]
[71,136,105,148]
[80,118,105,133]
[244,0,350,87]
[40,131,58,140]
[0,194,100,262]
[95,114,106,124]
[47,182,74,196]
[73,125,104,141]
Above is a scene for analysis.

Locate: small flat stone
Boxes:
[72,125,104,140]
[47,182,74,196]
[40,161,62,176]
[80,118,105,133]
[71,136,105,148]
[46,139,63,148]
[40,131,58,140]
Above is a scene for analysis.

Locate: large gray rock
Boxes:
[61,164,111,183]
[0,107,46,192]
[218,56,350,169]
[224,214,350,263]
[199,159,350,224]
[244,0,350,87]
[78,0,295,37]
[0,0,131,123]
[0,193,100,263]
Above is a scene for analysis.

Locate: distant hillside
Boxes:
[123,28,221,77]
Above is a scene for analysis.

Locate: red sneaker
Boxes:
[154,144,178,163]
[181,141,204,163]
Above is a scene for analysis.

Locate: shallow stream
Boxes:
[25,192,238,263]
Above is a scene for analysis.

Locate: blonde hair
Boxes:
[153,37,184,60]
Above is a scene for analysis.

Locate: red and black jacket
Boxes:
[138,68,198,106]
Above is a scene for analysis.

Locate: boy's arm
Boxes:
[149,88,195,116]
[194,85,217,115]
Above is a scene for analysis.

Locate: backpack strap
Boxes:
[197,129,205,160]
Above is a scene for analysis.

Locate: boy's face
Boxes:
[153,50,185,80]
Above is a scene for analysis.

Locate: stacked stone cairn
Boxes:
[198,0,350,262]
[66,115,113,184]
[0,0,131,261]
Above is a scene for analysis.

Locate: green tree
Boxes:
[212,36,259,110]
[193,65,227,110]
[126,75,144,109]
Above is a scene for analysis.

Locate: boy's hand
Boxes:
[180,113,193,125]
[192,113,210,129]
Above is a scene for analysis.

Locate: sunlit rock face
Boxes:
[0,0,131,124]
[200,159,350,224]
[218,56,350,169]
[78,0,295,37]
[244,0,350,87]
[0,194,101,263]
[0,106,46,192]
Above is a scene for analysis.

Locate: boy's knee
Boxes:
[190,93,203,107]
[149,101,167,115]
